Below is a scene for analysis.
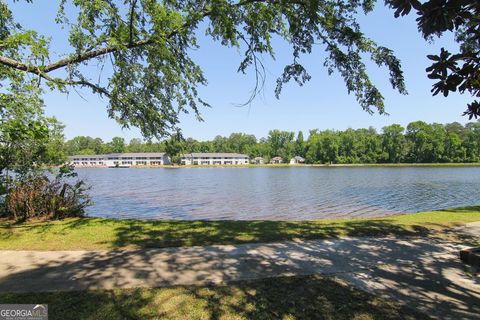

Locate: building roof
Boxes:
[271,156,283,160]
[181,153,249,158]
[69,152,166,159]
[292,156,305,161]
[254,157,264,160]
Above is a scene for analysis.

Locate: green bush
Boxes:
[3,171,91,222]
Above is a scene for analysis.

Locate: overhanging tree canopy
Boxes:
[0,0,407,138]
[386,0,480,118]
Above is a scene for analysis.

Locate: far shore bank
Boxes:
[69,162,480,169]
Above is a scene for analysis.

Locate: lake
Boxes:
[76,166,480,220]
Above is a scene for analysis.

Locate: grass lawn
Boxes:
[0,205,479,251]
[0,275,427,320]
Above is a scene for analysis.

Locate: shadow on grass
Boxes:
[0,221,479,318]
[0,275,427,320]
[0,219,58,241]
[1,207,480,319]
[105,218,433,249]
[98,204,480,249]
[441,205,480,213]
[3,203,480,250]
[0,217,443,249]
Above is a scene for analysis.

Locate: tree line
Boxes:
[65,121,480,164]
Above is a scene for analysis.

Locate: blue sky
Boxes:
[9,2,473,141]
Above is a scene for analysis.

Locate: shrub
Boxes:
[3,171,91,222]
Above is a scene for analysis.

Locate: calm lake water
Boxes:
[76,167,480,220]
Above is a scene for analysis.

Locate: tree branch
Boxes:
[128,0,138,45]
[0,0,270,77]
[0,55,33,72]
[43,38,152,73]
[67,79,111,97]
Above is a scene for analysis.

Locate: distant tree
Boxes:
[65,136,105,155]
[320,131,340,164]
[77,149,96,155]
[306,130,339,164]
[183,138,200,153]
[212,136,230,153]
[141,140,166,153]
[267,130,295,160]
[109,137,126,153]
[92,138,106,154]
[237,137,268,159]
[197,141,212,153]
[165,137,183,164]
[381,124,405,163]
[295,131,306,158]
[406,121,435,163]
[444,129,466,162]
[356,127,382,163]
[464,122,480,161]
[443,122,466,162]
[338,128,359,163]
[127,138,145,153]
[433,123,447,161]
[65,136,90,155]
[227,133,257,154]
[445,122,466,140]
[305,130,318,163]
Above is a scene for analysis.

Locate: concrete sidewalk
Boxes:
[464,221,480,236]
[0,225,479,319]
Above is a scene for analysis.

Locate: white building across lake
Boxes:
[252,156,265,164]
[290,156,306,164]
[69,153,170,167]
[180,153,249,165]
[270,156,283,164]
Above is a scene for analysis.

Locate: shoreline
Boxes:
[70,163,480,169]
[68,162,480,169]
